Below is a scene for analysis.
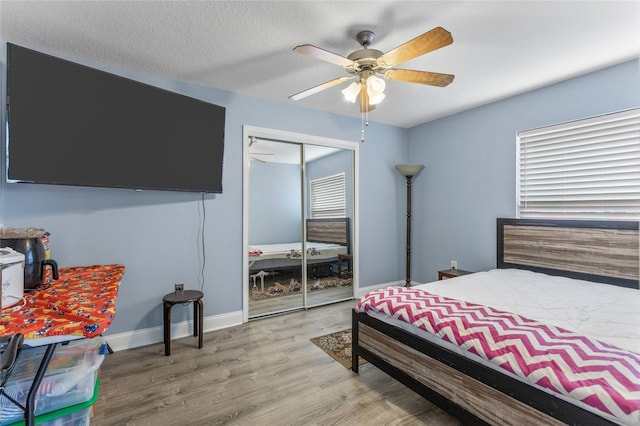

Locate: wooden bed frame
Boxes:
[352,218,639,425]
[249,217,350,274]
[307,218,351,252]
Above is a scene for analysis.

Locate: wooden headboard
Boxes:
[306,218,350,252]
[497,218,639,288]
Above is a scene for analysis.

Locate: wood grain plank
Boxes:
[359,323,565,426]
[503,225,639,280]
[307,218,349,247]
[92,301,459,425]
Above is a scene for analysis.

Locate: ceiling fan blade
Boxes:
[378,27,453,68]
[289,76,352,101]
[293,44,354,67]
[359,85,376,113]
[384,69,454,87]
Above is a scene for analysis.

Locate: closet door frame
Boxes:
[242,125,359,323]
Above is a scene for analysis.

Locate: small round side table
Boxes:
[162,290,204,356]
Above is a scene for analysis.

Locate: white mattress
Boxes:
[363,268,640,425]
[249,242,347,262]
[414,268,640,354]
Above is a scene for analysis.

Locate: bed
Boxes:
[248,218,350,273]
[352,218,639,426]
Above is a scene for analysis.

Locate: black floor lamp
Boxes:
[395,164,424,287]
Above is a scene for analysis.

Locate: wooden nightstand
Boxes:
[438,268,473,280]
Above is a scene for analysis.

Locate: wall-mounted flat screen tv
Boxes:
[6,43,225,193]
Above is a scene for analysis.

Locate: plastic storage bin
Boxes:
[0,338,105,425]
[4,379,100,426]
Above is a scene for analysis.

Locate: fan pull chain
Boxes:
[360,105,370,143]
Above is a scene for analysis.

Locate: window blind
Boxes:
[310,172,346,218]
[517,108,640,219]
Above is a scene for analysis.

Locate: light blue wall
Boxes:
[407,59,640,283]
[0,42,409,336]
[248,162,301,244]
[249,149,355,246]
[7,41,630,338]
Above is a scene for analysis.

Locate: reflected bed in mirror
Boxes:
[249,218,351,317]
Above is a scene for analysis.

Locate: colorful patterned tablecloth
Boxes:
[0,264,124,340]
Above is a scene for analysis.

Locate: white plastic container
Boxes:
[0,247,25,309]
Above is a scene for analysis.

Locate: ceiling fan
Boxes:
[248,136,274,163]
[249,154,272,164]
[289,27,454,112]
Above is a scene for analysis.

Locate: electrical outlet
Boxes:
[175,283,184,294]
[450,260,458,270]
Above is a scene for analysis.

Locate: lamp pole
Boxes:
[395,164,424,287]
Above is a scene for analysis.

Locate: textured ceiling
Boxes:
[1,1,639,128]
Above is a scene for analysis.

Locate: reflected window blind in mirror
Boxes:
[311,172,346,218]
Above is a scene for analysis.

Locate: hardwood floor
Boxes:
[93,301,460,425]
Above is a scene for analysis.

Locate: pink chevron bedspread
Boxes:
[356,287,640,425]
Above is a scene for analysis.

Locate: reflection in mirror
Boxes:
[305,146,354,308]
[247,137,355,318]
[248,140,303,317]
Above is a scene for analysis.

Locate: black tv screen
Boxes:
[6,43,225,193]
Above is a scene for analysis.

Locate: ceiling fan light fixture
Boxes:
[341,82,360,103]
[290,27,454,143]
[369,93,385,105]
[368,90,385,105]
[366,76,386,105]
[366,75,385,93]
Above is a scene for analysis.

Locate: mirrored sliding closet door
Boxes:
[245,132,356,319]
[248,140,304,317]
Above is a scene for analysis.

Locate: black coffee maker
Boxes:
[0,228,59,290]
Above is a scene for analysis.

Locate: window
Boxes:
[310,172,346,218]
[517,108,640,219]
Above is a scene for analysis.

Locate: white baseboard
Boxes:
[103,310,243,352]
[104,281,409,352]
